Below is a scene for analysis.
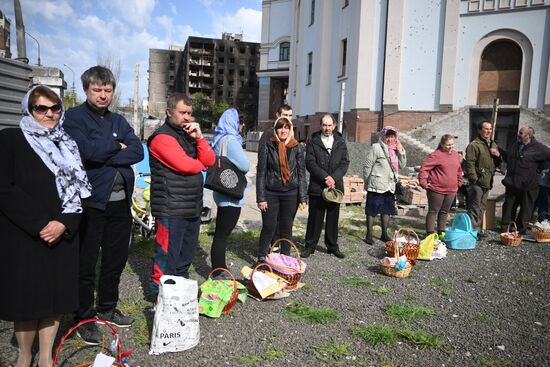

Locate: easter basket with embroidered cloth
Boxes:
[380,241,411,278]
[264,238,307,288]
[532,216,550,243]
[500,221,522,247]
[385,227,420,265]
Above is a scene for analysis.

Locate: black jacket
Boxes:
[256,140,307,203]
[147,121,204,218]
[306,131,349,195]
[64,102,143,209]
[502,138,550,191]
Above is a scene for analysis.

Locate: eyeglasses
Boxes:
[32,104,62,115]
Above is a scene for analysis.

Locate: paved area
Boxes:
[218,150,507,231]
[210,150,308,231]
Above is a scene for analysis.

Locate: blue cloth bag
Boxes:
[445,212,477,250]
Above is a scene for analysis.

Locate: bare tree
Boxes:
[97,54,122,109]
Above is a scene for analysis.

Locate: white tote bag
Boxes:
[149,276,200,355]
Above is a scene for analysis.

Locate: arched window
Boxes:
[279,42,290,61]
[477,40,522,105]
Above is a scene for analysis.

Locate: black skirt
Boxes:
[365,191,397,216]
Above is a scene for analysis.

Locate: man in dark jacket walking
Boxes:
[147,93,215,296]
[64,66,144,344]
[302,114,349,259]
[501,126,550,233]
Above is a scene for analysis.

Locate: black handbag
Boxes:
[204,138,247,200]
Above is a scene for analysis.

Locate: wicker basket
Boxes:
[532,225,550,243]
[380,241,411,278]
[247,263,275,300]
[267,238,304,289]
[53,319,126,367]
[207,267,239,315]
[385,227,420,265]
[500,221,522,247]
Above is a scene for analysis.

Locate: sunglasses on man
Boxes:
[32,104,62,114]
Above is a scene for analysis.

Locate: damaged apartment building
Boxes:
[148,32,260,125]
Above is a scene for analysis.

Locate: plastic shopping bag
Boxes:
[149,276,200,355]
[418,233,438,260]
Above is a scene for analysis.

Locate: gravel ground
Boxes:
[1,149,548,367]
[1,207,549,367]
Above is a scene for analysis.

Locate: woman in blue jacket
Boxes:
[210,108,250,275]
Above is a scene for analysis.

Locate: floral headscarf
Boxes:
[379,126,399,173]
[19,86,91,213]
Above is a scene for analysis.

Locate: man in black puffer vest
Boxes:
[147,93,215,298]
[302,114,349,259]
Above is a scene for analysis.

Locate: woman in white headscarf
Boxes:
[363,126,407,244]
[0,86,91,367]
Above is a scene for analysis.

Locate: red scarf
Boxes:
[271,137,298,184]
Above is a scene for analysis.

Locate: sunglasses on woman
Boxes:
[32,104,62,114]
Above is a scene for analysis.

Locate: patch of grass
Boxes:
[514,275,533,284]
[345,258,361,268]
[342,277,374,286]
[198,230,213,250]
[342,247,361,255]
[379,356,397,367]
[472,357,511,367]
[404,294,418,301]
[397,329,445,349]
[238,348,285,365]
[264,348,285,360]
[351,325,399,346]
[264,330,280,343]
[310,341,352,363]
[286,302,338,324]
[117,296,151,347]
[441,290,453,297]
[385,304,437,323]
[301,283,315,291]
[431,278,448,287]
[372,286,390,295]
[228,228,260,242]
[477,313,491,324]
[352,325,445,349]
[321,271,333,278]
[467,277,477,283]
[238,354,262,365]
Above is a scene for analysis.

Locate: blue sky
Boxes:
[0,0,262,104]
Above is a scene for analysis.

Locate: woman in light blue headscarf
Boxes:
[0,85,91,367]
[210,108,250,276]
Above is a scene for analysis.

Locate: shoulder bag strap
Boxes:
[220,136,229,157]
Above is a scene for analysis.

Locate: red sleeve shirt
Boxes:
[418,150,463,195]
[149,134,215,175]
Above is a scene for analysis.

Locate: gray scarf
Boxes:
[19,87,91,213]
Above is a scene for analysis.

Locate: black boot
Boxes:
[301,247,314,258]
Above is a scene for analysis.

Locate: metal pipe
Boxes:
[377,0,390,132]
[25,31,40,66]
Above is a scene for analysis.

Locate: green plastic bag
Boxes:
[418,233,438,260]
[198,279,247,318]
